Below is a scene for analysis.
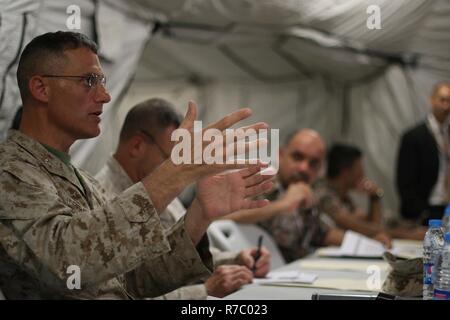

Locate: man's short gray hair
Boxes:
[119,98,181,142]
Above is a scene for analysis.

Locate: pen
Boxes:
[252,235,264,275]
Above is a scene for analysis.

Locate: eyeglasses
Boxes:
[140,130,170,160]
[41,73,106,88]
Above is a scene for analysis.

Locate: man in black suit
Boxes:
[396,82,450,225]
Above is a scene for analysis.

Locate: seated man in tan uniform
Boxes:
[226,130,390,262]
[96,98,271,299]
[0,31,273,299]
[315,143,425,241]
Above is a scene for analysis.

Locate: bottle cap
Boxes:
[429,219,442,227]
[444,204,450,216]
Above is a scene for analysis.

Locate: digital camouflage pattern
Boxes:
[96,156,187,230]
[96,156,241,299]
[382,252,422,297]
[314,179,357,227]
[0,130,213,299]
[258,180,330,263]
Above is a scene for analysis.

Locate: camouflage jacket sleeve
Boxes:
[149,284,208,300]
[124,217,213,298]
[315,184,344,219]
[210,247,240,267]
[0,161,191,291]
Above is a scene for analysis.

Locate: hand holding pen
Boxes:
[252,235,264,275]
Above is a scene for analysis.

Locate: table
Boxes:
[224,255,390,300]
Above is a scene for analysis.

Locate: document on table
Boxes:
[316,231,422,259]
[253,271,318,285]
[298,259,390,272]
[260,278,382,292]
[317,231,385,258]
[391,239,423,259]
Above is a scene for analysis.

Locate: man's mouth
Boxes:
[89,111,103,122]
[291,172,309,184]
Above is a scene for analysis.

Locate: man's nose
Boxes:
[94,85,111,103]
[297,160,310,172]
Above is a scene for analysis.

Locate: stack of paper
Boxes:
[391,239,422,259]
[298,258,390,272]
[253,271,318,285]
[260,278,382,292]
[316,231,423,259]
[317,231,385,258]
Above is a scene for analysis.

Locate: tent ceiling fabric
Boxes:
[128,0,447,85]
[278,36,387,83]
[137,33,388,84]
[1,0,450,218]
[0,0,39,138]
[118,0,434,52]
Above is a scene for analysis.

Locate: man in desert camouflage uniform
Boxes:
[226,129,346,262]
[0,31,272,299]
[315,143,423,243]
[96,98,271,299]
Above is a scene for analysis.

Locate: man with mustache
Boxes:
[226,129,389,262]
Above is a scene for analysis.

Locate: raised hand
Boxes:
[196,164,274,221]
[146,100,275,244]
[174,101,270,181]
[357,177,383,199]
[278,181,314,214]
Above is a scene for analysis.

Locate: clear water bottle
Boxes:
[434,233,450,300]
[423,219,444,300]
[443,205,450,234]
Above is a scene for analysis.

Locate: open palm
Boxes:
[196,166,274,220]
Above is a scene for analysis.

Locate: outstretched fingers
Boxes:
[242,198,270,210]
[241,166,275,188]
[206,108,252,132]
[244,180,274,198]
[179,100,198,131]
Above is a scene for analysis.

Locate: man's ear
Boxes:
[318,160,325,178]
[129,135,146,158]
[340,165,352,180]
[28,76,49,103]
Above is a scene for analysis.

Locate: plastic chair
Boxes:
[208,220,286,269]
[208,220,253,251]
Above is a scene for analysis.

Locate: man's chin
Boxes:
[290,176,309,185]
[79,127,101,139]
